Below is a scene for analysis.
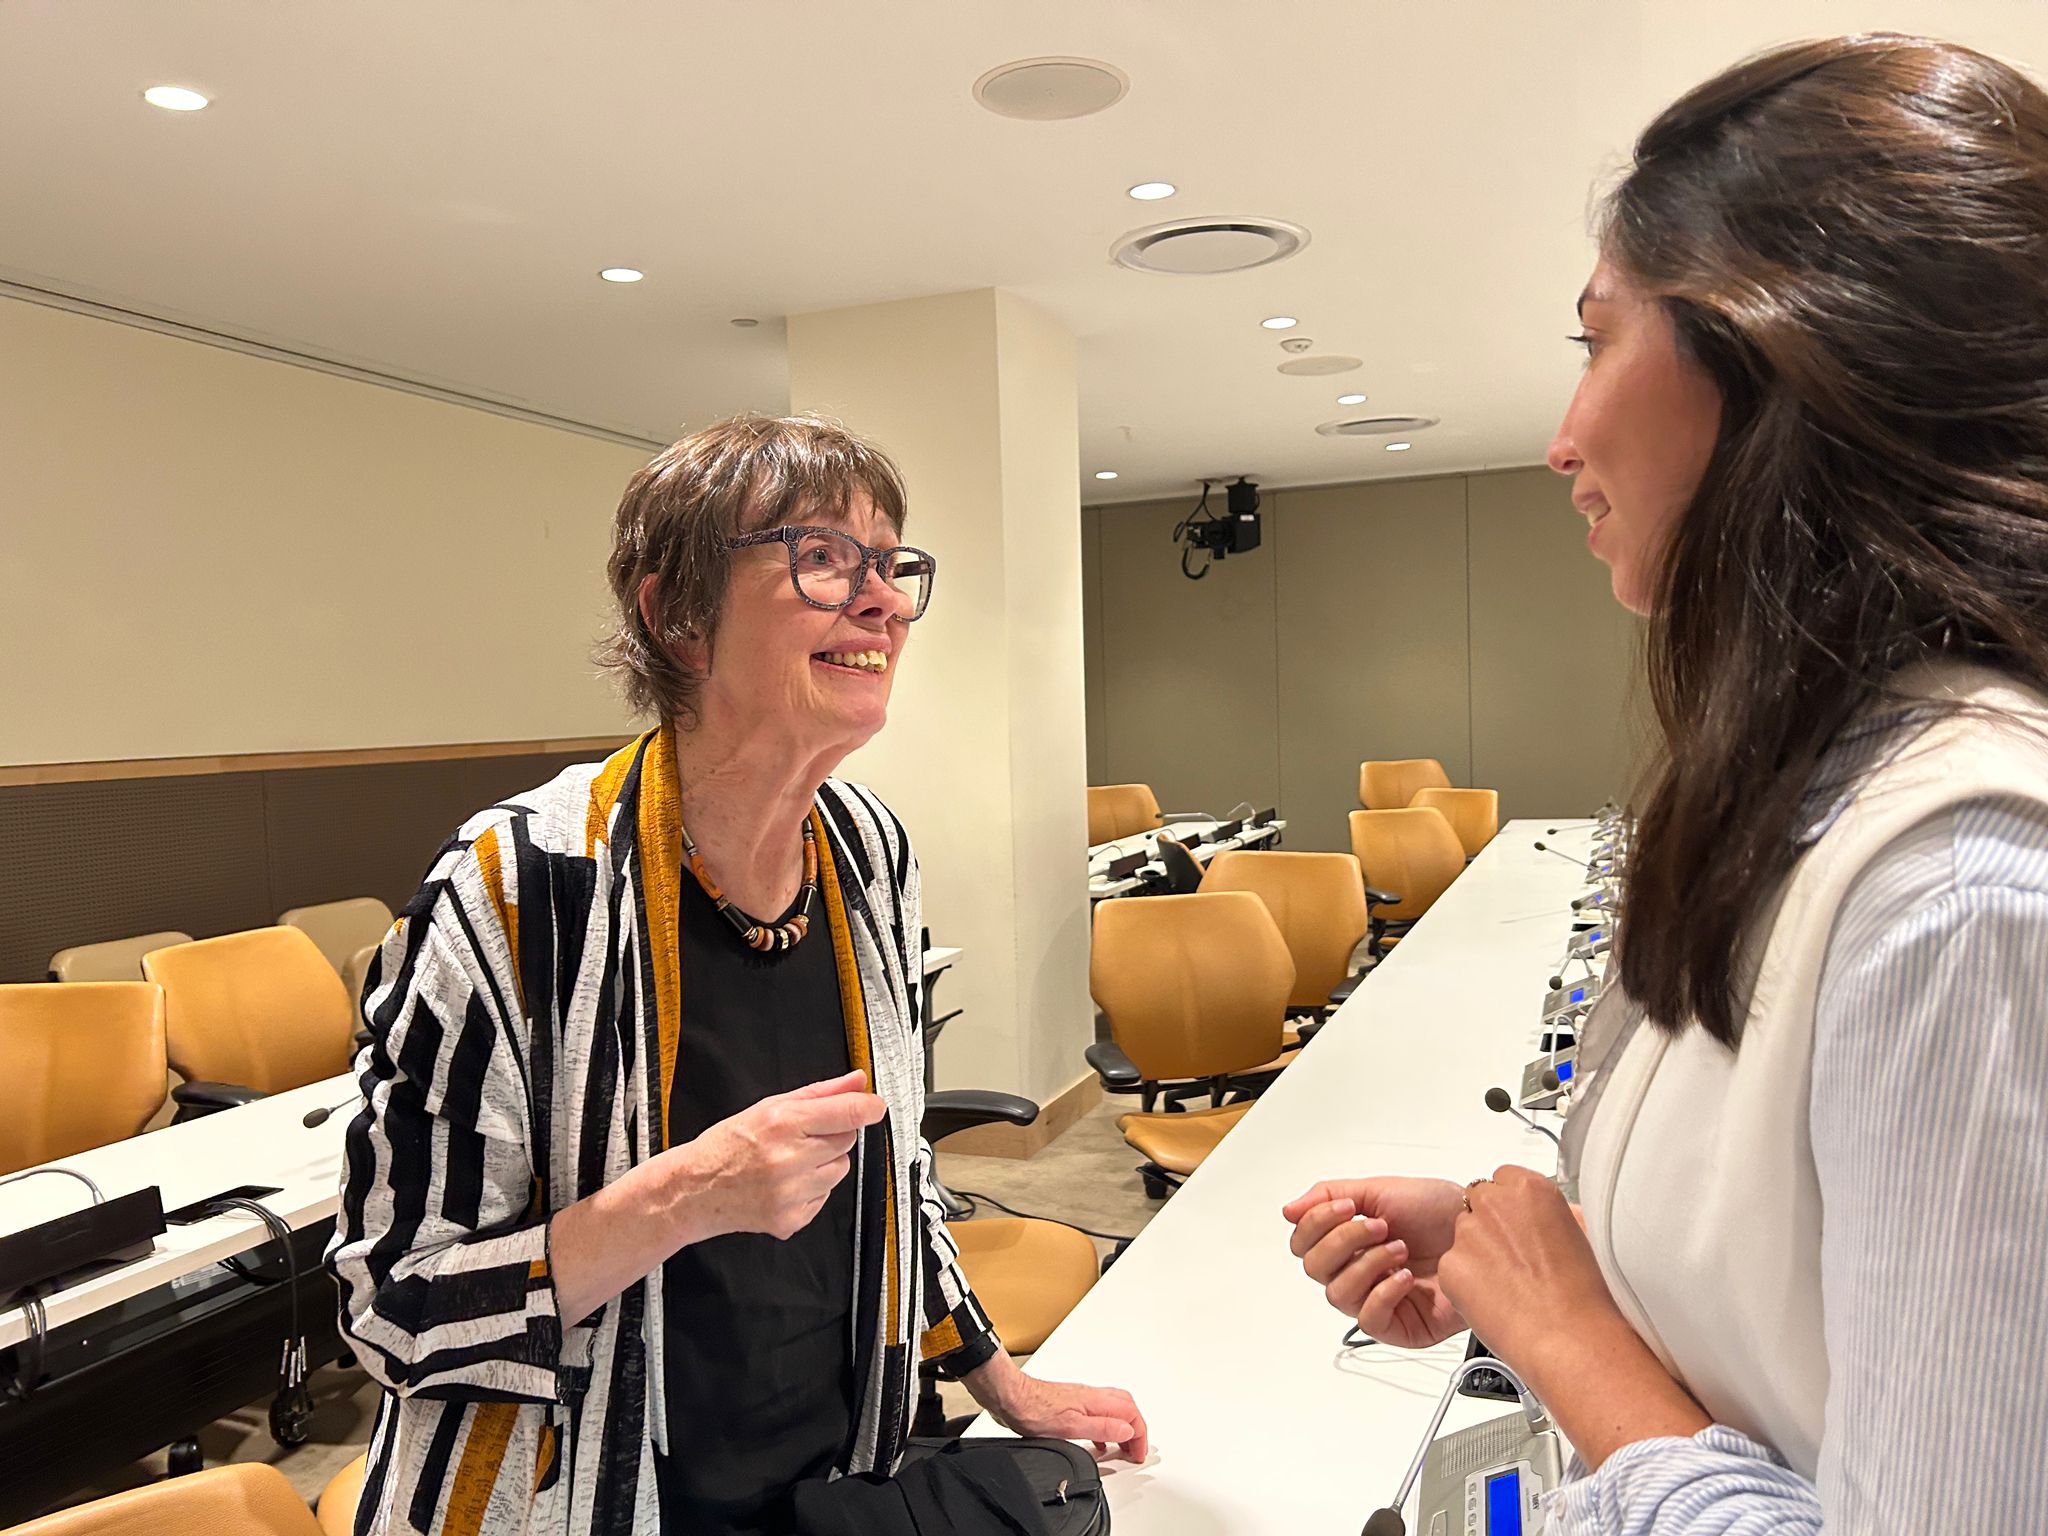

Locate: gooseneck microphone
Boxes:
[1484,1086,1563,1152]
[302,1098,359,1129]
[1361,1355,1548,1535]
[1530,841,1586,867]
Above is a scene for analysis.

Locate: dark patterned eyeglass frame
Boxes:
[723,524,937,620]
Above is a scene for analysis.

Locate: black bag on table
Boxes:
[790,1437,1108,1536]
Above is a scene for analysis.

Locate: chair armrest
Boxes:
[1328,971,1366,1008]
[1291,1019,1326,1047]
[1366,886,1402,908]
[1084,1040,1142,1090]
[171,1081,267,1116]
[922,1089,1041,1144]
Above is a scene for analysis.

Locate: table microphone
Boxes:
[302,1098,359,1128]
[1485,1086,1562,1152]
[1530,841,1586,866]
[1360,1355,1547,1536]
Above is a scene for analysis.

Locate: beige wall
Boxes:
[1,296,647,766]
[790,289,1094,1106]
[1084,467,1646,852]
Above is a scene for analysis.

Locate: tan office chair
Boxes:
[6,1462,325,1536]
[1087,783,1163,845]
[341,943,379,1011]
[1090,891,1295,1196]
[279,896,395,976]
[317,1454,368,1536]
[912,1092,1101,1437]
[144,927,356,1115]
[1412,786,1500,860]
[1349,807,1466,957]
[1198,850,1370,1017]
[47,932,193,983]
[0,983,168,1176]
[1358,757,1452,811]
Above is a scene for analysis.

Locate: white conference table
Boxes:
[1,945,969,1353]
[1089,818,1288,901]
[976,818,1602,1535]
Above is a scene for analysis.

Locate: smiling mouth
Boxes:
[813,648,888,674]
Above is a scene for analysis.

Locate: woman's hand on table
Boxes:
[665,1070,887,1242]
[965,1352,1150,1464]
[1281,1176,1469,1348]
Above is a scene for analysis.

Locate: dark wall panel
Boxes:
[0,748,610,983]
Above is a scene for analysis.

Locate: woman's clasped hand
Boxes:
[1280,1168,1633,1384]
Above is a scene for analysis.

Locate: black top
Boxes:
[659,865,857,1536]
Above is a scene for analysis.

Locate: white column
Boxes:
[787,290,1091,1107]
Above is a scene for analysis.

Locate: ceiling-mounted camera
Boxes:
[1173,477,1262,580]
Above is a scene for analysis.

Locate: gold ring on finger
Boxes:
[1462,1177,1490,1213]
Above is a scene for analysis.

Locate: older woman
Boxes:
[1287,34,2048,1534]
[329,415,1144,1536]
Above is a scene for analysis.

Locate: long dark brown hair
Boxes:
[1607,34,2048,1044]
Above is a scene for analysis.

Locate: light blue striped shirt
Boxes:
[1550,717,2048,1534]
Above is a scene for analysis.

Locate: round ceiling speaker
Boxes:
[1111,217,1310,275]
[1278,355,1363,376]
[1315,414,1439,437]
[973,57,1129,120]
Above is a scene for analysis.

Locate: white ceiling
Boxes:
[5,1,2045,504]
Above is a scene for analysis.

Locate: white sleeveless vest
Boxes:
[1575,664,2048,1478]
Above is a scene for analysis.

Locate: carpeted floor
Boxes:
[45,1097,1165,1518]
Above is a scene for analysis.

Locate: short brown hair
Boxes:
[598,414,909,725]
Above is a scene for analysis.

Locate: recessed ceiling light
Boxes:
[1094,470,1119,480]
[143,85,210,112]
[599,267,644,283]
[1385,441,1413,452]
[1337,393,1368,406]
[1260,316,1298,331]
[1127,181,1176,201]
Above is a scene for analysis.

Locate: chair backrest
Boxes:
[1349,808,1467,923]
[7,1462,325,1536]
[47,931,193,983]
[341,943,379,1011]
[1090,892,1295,1081]
[278,896,396,975]
[1087,783,1163,845]
[143,927,356,1093]
[1358,758,1451,810]
[1411,787,1500,859]
[1199,850,1370,1009]
[317,1452,368,1536]
[0,983,167,1176]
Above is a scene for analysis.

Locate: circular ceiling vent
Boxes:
[1315,414,1439,437]
[1111,217,1310,275]
[973,57,1129,120]
[1278,355,1363,376]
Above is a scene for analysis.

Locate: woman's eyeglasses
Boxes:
[724,525,936,620]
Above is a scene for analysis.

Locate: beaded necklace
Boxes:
[679,814,819,952]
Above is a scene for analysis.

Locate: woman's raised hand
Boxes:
[672,1070,887,1242]
[1282,1176,1470,1349]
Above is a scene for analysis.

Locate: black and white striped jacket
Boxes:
[326,727,997,1535]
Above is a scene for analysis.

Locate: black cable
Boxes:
[949,1189,1135,1245]
[202,1196,312,1445]
[3,1288,49,1402]
[1343,1324,1380,1350]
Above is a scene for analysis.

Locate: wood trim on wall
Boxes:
[0,737,630,788]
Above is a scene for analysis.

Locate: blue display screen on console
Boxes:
[1556,1059,1575,1083]
[1486,1470,1522,1532]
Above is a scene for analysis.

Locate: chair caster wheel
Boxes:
[167,1438,203,1477]
[1142,1174,1170,1200]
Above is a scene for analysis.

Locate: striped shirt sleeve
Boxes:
[1548,796,2048,1534]
[326,828,597,1406]
[885,836,1001,1374]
